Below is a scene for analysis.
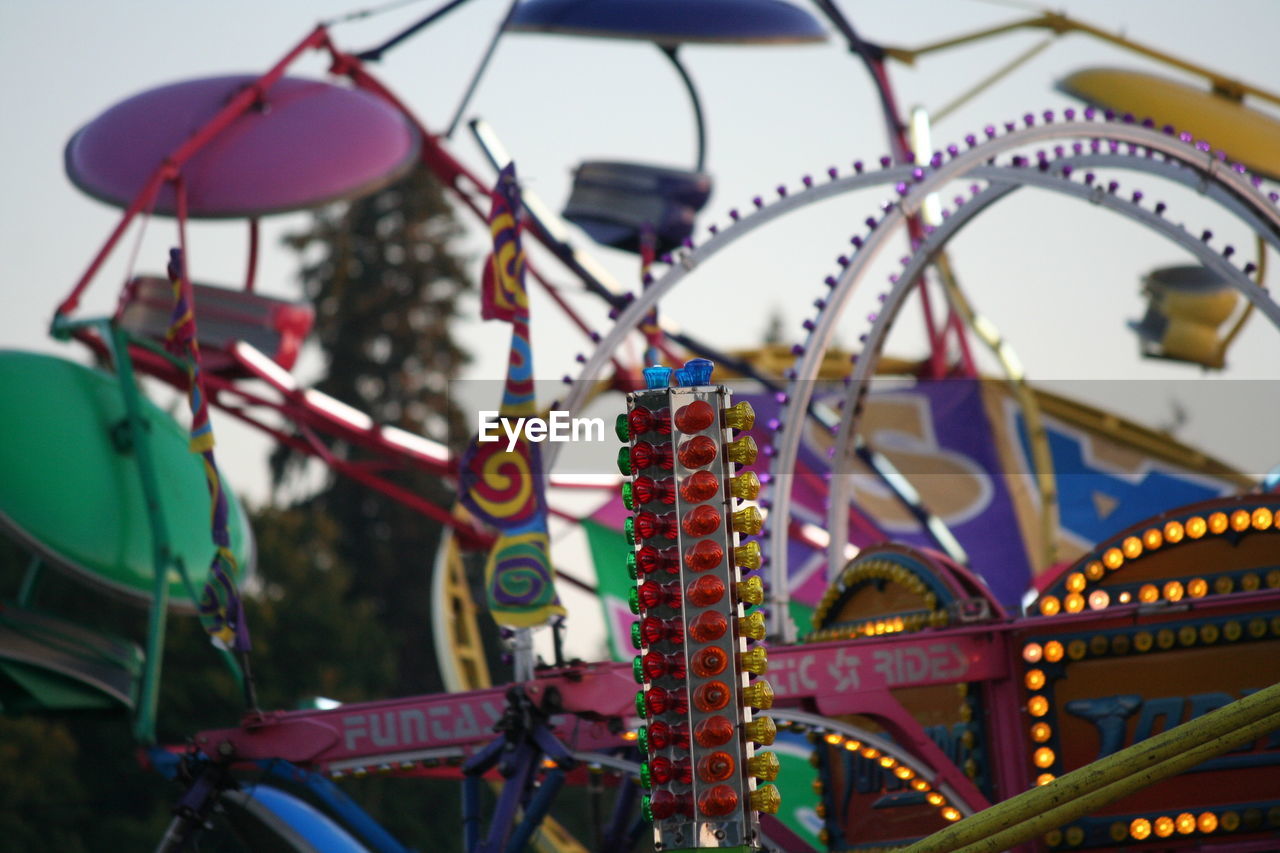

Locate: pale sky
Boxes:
[2,0,1277,503]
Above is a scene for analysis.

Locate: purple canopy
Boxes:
[65,75,421,218]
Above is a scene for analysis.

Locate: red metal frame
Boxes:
[188,582,1280,820]
[55,23,638,546]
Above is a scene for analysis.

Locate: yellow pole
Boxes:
[905,681,1280,853]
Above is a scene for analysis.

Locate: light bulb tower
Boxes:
[617,357,778,852]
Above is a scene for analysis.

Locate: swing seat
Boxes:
[117,276,314,372]
[562,160,711,255]
[0,351,256,608]
[0,604,143,713]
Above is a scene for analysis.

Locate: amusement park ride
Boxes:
[1,0,1279,851]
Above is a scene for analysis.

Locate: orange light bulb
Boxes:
[674,400,715,433]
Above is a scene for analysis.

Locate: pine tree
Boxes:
[278,162,476,696]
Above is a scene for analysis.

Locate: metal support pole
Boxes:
[905,681,1280,853]
[108,323,175,746]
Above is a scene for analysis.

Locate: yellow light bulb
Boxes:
[1186,516,1207,538]
[749,784,781,814]
[723,401,756,431]
[1064,593,1084,613]
[1164,581,1184,602]
[1154,816,1174,837]
[738,611,766,640]
[1230,509,1251,531]
[941,807,961,822]
[1198,812,1218,833]
[1022,643,1042,663]
[1122,536,1143,559]
[748,751,780,781]
[732,506,763,535]
[1028,696,1049,717]
[1175,812,1196,834]
[1139,583,1159,603]
[1033,747,1055,768]
[926,792,945,806]
[1039,596,1061,616]
[1084,560,1105,581]
[1187,578,1208,598]
[1065,572,1086,593]
[743,680,774,710]
[1143,528,1163,550]
[1252,507,1274,530]
[1025,669,1046,690]
[824,732,843,746]
[729,471,761,500]
[743,716,776,745]
[1103,547,1124,569]
[734,541,762,571]
[1164,520,1185,543]
[1031,722,1052,743]
[1088,589,1110,610]
[1036,773,1055,786]
[1209,512,1228,534]
[1130,818,1151,840]
[1044,641,1064,663]
[740,646,768,675]
[737,576,765,606]
[726,435,759,465]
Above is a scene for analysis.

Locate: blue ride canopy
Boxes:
[506,0,828,46]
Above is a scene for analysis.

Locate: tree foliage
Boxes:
[0,164,481,849]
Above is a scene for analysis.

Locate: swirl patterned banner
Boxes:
[462,163,564,627]
[484,528,566,627]
[480,163,528,324]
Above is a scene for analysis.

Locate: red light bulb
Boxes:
[636,545,678,576]
[638,580,681,610]
[697,751,736,783]
[689,610,727,643]
[693,680,731,712]
[686,575,725,608]
[636,511,678,540]
[674,400,716,433]
[648,790,679,820]
[648,756,673,785]
[679,470,720,503]
[639,616,681,647]
[697,785,739,818]
[690,645,728,677]
[632,441,673,471]
[684,540,723,572]
[678,435,717,468]
[672,758,694,785]
[682,505,721,537]
[646,687,688,715]
[629,407,671,437]
[647,720,671,750]
[633,475,675,505]
[649,720,691,751]
[693,715,735,748]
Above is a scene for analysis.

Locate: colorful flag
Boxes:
[480,163,529,324]
[165,248,250,652]
[461,165,564,626]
